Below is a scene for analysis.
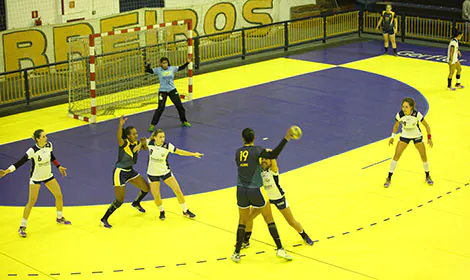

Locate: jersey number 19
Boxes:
[239,151,249,167]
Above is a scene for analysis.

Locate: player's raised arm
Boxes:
[177,58,191,71]
[260,128,293,159]
[117,115,127,147]
[144,58,155,74]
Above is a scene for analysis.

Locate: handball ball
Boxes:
[290,125,302,140]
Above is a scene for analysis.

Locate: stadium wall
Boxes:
[0,0,314,72]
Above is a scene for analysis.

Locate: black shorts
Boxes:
[383,28,395,35]
[237,186,266,209]
[399,136,423,144]
[158,89,178,99]
[148,172,173,182]
[269,197,289,210]
[113,167,139,187]
[30,175,54,185]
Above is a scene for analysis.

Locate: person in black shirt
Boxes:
[376,4,398,56]
[231,127,295,263]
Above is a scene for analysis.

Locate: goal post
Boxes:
[68,20,194,123]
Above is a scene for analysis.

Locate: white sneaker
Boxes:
[276,248,293,261]
[231,252,241,263]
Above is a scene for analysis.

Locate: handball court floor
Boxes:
[0,40,469,279]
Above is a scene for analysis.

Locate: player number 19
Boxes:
[240,151,249,162]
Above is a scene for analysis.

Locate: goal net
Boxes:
[68,20,193,123]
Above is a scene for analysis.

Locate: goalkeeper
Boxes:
[145,57,192,131]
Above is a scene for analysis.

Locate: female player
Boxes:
[384,97,433,187]
[232,127,295,263]
[375,4,398,56]
[0,129,71,238]
[447,29,465,90]
[100,116,150,228]
[242,157,314,247]
[145,57,192,131]
[141,129,203,220]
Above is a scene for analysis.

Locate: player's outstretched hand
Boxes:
[285,128,293,141]
[388,138,394,146]
[0,169,8,179]
[59,166,67,177]
[193,152,204,159]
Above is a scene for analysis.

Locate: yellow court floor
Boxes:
[0,54,469,280]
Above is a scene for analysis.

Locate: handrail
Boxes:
[375,1,462,13]
[1,11,357,76]
[0,61,69,76]
[365,7,469,22]
[2,7,466,108]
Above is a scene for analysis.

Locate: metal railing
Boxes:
[5,8,470,108]
[0,61,69,106]
[0,10,358,107]
[362,10,470,44]
[194,10,359,67]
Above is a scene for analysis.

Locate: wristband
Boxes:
[391,133,396,139]
[53,159,61,168]
[427,134,432,140]
[7,165,16,172]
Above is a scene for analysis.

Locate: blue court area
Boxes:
[288,40,384,64]
[289,39,470,66]
[0,66,427,206]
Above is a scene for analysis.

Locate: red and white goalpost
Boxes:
[68,20,193,123]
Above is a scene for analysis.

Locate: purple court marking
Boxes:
[288,40,384,64]
[0,42,428,207]
[289,40,470,66]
